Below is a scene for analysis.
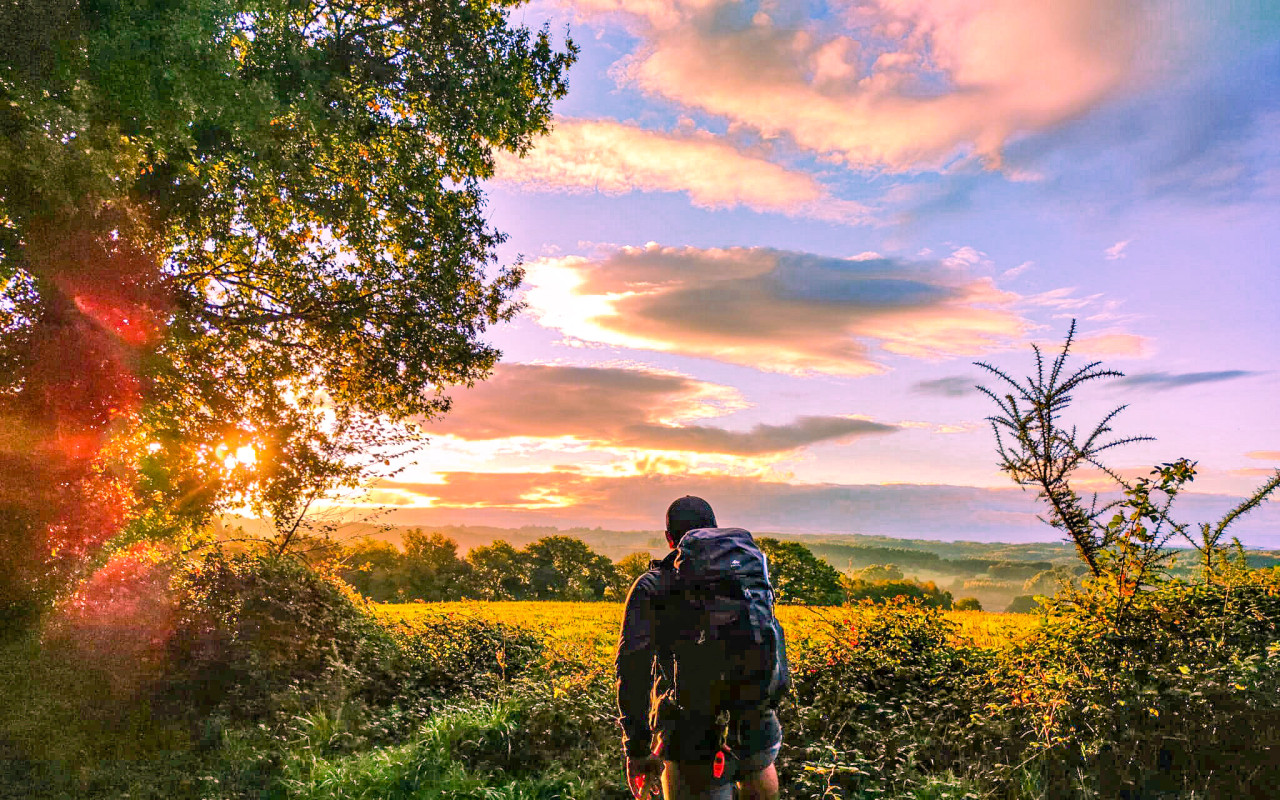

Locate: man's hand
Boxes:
[627,754,663,798]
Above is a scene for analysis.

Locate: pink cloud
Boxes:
[525,244,1030,374]
[1105,239,1133,259]
[492,118,869,222]
[427,362,896,454]
[570,0,1143,170]
[1073,332,1150,358]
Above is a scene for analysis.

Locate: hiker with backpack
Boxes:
[616,496,790,800]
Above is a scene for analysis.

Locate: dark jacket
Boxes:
[614,550,681,757]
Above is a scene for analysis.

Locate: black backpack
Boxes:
[658,527,790,719]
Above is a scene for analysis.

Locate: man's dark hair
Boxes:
[665,496,717,545]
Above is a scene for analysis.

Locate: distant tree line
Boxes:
[336,532,987,608]
[339,533,637,603]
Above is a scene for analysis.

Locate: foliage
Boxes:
[523,535,619,601]
[1004,594,1042,614]
[973,322,1280,795]
[759,537,845,605]
[1021,566,1077,596]
[842,577,954,609]
[0,0,577,629]
[986,570,1280,797]
[400,530,474,602]
[161,549,396,726]
[466,539,532,601]
[336,534,651,603]
[851,563,906,582]
[953,597,982,611]
[782,601,996,799]
[337,538,403,602]
[607,550,652,600]
[976,320,1280,597]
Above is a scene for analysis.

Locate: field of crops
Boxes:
[373,601,1037,657]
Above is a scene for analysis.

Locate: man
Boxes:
[616,496,784,800]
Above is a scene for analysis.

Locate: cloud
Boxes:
[913,376,976,397]
[1115,370,1257,390]
[567,0,1145,171]
[492,118,870,222]
[366,471,1280,544]
[374,471,1048,538]
[525,244,1031,375]
[997,38,1280,208]
[1001,261,1033,279]
[429,363,896,454]
[1247,451,1280,462]
[1104,239,1132,260]
[1072,332,1149,358]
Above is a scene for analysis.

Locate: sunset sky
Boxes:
[368,0,1280,544]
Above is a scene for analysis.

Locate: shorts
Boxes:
[659,708,783,770]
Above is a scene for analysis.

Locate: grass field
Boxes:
[373,601,1037,657]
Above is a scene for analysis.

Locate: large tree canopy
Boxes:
[0,0,575,628]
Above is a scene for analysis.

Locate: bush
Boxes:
[987,572,1280,797]
[954,597,982,611]
[282,678,629,800]
[361,614,544,742]
[780,601,994,798]
[160,550,397,728]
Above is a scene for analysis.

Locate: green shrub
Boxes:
[282,687,630,800]
[987,572,1280,797]
[780,602,994,798]
[360,614,544,742]
[160,550,396,728]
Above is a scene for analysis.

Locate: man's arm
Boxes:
[615,572,658,757]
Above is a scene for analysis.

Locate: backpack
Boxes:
[658,527,790,719]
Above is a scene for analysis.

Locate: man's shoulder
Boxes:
[628,552,677,597]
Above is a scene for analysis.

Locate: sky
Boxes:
[366,0,1280,544]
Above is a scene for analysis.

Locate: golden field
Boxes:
[373,601,1036,659]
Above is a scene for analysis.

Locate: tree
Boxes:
[524,535,617,601]
[977,321,1280,613]
[338,539,404,602]
[954,597,982,611]
[841,577,954,609]
[466,540,529,601]
[850,564,904,582]
[607,551,653,601]
[1005,595,1042,614]
[0,0,576,626]
[757,538,844,605]
[1022,566,1076,598]
[400,531,472,602]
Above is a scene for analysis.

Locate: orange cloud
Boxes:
[429,363,896,454]
[493,118,870,222]
[1073,332,1150,358]
[525,244,1030,374]
[567,0,1143,171]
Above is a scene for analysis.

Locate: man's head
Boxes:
[665,495,716,548]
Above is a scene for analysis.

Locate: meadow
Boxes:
[374,601,1036,655]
